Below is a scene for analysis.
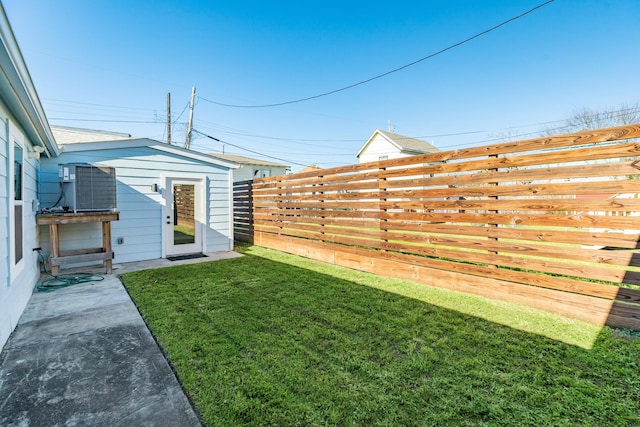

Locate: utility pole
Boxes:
[166,92,171,145]
[184,86,196,149]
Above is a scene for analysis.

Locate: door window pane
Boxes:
[173,184,195,245]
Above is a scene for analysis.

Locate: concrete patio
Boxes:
[0,251,241,426]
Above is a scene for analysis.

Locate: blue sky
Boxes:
[3,0,639,171]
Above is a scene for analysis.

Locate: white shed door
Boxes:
[164,177,204,257]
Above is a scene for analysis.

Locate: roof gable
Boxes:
[60,138,239,169]
[356,129,439,158]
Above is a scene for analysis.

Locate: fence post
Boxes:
[488,154,499,268]
[232,180,254,244]
[246,180,253,242]
[276,178,284,236]
[378,163,387,252]
[317,176,325,243]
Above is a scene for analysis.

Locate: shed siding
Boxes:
[207,173,233,251]
[0,104,43,349]
[40,146,233,265]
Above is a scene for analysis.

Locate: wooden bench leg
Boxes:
[103,221,113,274]
[49,223,60,275]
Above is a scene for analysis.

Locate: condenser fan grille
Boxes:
[62,165,117,212]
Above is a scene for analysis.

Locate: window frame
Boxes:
[8,122,25,278]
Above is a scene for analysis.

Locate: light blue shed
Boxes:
[40,129,238,266]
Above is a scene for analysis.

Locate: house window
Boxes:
[14,143,23,200]
[13,142,24,265]
[254,169,271,178]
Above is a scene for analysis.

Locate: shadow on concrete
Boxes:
[0,251,240,426]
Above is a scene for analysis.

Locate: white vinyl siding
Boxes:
[0,107,43,349]
[40,145,233,264]
[358,136,405,164]
[0,115,8,289]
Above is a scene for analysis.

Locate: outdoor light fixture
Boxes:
[28,145,45,159]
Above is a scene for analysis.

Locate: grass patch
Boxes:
[122,245,640,426]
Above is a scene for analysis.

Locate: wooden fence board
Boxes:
[369,125,640,168]
[380,221,640,249]
[379,211,640,230]
[381,161,640,189]
[378,141,640,179]
[381,198,640,214]
[381,230,640,267]
[381,178,640,199]
[241,124,640,330]
[256,232,637,329]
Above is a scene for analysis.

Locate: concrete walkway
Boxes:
[0,251,241,426]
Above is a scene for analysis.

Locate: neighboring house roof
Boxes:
[59,137,239,170]
[297,164,322,174]
[207,153,290,169]
[0,4,58,156]
[356,129,439,158]
[52,126,132,144]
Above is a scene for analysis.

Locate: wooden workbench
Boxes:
[37,211,119,274]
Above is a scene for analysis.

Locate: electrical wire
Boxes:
[192,129,308,167]
[198,0,555,108]
[42,97,158,112]
[48,118,160,124]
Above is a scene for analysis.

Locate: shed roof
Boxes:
[59,137,238,169]
[51,126,238,169]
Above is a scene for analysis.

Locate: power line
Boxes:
[42,97,157,112]
[198,0,554,108]
[173,101,191,124]
[192,129,308,167]
[48,118,161,124]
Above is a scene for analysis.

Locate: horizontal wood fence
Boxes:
[233,180,254,243]
[248,124,640,330]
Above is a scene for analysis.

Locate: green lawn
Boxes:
[122,244,640,426]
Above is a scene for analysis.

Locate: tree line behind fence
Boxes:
[234,124,640,330]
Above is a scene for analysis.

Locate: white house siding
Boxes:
[358,135,406,163]
[0,106,43,349]
[0,112,9,347]
[40,145,233,266]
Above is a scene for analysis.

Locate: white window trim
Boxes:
[9,122,25,279]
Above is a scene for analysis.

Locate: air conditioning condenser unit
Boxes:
[59,164,117,213]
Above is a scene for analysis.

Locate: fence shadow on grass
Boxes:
[122,248,640,426]
[610,250,640,330]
